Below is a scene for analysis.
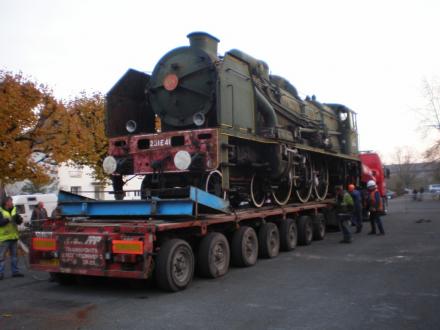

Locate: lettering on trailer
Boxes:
[63,236,102,246]
[149,138,171,148]
[59,235,105,269]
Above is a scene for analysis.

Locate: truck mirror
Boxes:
[385,168,390,179]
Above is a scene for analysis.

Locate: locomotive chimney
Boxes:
[187,32,219,57]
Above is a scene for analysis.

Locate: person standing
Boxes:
[31,201,48,230]
[335,185,354,243]
[31,202,48,221]
[419,187,424,201]
[366,180,385,235]
[412,188,418,201]
[51,206,62,219]
[348,184,363,233]
[0,197,24,280]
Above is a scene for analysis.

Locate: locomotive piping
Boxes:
[255,88,278,128]
[254,88,286,179]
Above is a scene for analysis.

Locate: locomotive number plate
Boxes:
[149,138,171,148]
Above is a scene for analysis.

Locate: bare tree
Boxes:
[421,77,440,160]
[389,147,419,193]
[419,78,440,182]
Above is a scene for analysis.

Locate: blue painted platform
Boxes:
[58,187,230,218]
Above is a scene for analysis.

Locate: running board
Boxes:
[58,187,230,218]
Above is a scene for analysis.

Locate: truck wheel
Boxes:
[258,222,280,258]
[312,214,326,241]
[198,233,230,278]
[155,239,194,292]
[231,226,258,267]
[279,218,297,251]
[297,215,313,245]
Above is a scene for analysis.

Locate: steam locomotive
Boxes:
[103,32,360,207]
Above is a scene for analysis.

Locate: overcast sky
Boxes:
[1,0,439,163]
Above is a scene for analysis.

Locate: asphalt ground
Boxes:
[0,196,439,330]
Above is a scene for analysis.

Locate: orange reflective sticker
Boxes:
[32,237,57,251]
[112,240,143,255]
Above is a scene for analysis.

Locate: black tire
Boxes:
[312,214,326,241]
[198,233,230,278]
[231,226,259,267]
[155,239,194,292]
[279,218,297,251]
[258,222,280,258]
[297,215,313,246]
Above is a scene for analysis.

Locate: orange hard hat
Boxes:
[348,184,355,192]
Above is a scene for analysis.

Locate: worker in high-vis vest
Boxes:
[335,185,354,243]
[366,180,385,235]
[0,196,24,280]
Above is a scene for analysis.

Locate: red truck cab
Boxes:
[359,151,389,213]
[359,152,387,196]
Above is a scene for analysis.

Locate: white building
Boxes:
[57,164,143,200]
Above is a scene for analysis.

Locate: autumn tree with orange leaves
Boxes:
[66,92,108,182]
[0,71,73,197]
[0,71,109,199]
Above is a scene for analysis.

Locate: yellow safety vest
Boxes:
[0,207,19,241]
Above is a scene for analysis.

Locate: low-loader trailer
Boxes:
[30,188,335,291]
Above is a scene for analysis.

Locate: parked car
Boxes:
[386,190,397,199]
[428,184,440,194]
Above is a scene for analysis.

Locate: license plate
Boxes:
[58,235,106,269]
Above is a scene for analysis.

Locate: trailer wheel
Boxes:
[231,226,258,267]
[279,218,297,251]
[297,215,313,245]
[198,232,230,278]
[155,239,194,292]
[312,214,326,241]
[258,222,280,258]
